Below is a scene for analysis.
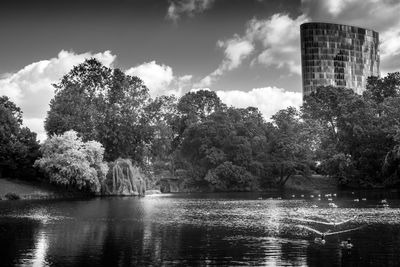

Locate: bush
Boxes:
[5,192,21,200]
[34,130,108,193]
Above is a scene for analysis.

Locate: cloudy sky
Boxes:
[1,0,400,141]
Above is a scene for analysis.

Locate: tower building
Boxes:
[300,22,380,97]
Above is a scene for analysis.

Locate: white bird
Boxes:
[318,194,321,197]
[328,202,338,208]
[301,194,305,198]
[333,193,337,197]
[354,198,359,202]
[361,198,367,201]
[381,199,388,204]
[292,194,296,198]
[328,198,333,201]
[311,204,318,208]
[310,195,314,198]
[340,238,354,249]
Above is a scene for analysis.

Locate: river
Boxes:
[0,190,400,266]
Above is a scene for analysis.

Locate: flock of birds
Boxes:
[256,192,393,249]
[258,192,390,209]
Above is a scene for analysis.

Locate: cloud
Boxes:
[126,61,174,96]
[193,87,301,121]
[198,36,254,86]
[198,13,307,86]
[0,50,116,141]
[246,14,308,75]
[166,0,215,22]
[126,61,192,97]
[301,0,400,74]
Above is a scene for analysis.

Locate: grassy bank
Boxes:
[0,178,89,200]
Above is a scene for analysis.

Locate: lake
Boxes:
[1,190,400,266]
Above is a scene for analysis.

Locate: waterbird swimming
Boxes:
[340,238,354,249]
[354,198,359,202]
[361,198,367,201]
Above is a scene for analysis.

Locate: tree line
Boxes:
[1,58,400,192]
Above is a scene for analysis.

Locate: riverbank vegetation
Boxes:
[1,58,400,193]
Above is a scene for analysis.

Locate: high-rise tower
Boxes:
[300,22,380,97]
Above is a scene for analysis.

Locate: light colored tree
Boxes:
[34,130,108,193]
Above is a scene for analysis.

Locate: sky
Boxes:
[1,0,400,141]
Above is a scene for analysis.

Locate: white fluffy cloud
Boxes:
[126,61,174,96]
[216,87,302,120]
[246,14,308,75]
[198,36,254,86]
[126,61,192,97]
[198,13,307,86]
[166,0,215,22]
[0,50,116,141]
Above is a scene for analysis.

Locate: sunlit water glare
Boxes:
[0,191,399,266]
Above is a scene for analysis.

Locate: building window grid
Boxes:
[301,23,379,96]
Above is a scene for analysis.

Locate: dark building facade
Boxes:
[300,22,380,97]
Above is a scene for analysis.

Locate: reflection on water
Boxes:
[0,191,400,266]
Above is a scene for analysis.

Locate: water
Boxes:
[1,191,400,266]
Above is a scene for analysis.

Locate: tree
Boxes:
[0,96,40,179]
[267,107,316,186]
[172,90,226,149]
[45,59,152,163]
[364,72,400,104]
[177,107,268,191]
[34,130,108,193]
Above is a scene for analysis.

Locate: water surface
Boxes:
[1,191,400,266]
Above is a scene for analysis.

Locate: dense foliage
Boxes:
[302,73,400,187]
[5,56,400,192]
[34,130,108,193]
[0,96,40,179]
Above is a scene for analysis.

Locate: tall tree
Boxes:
[267,107,315,186]
[45,59,152,163]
